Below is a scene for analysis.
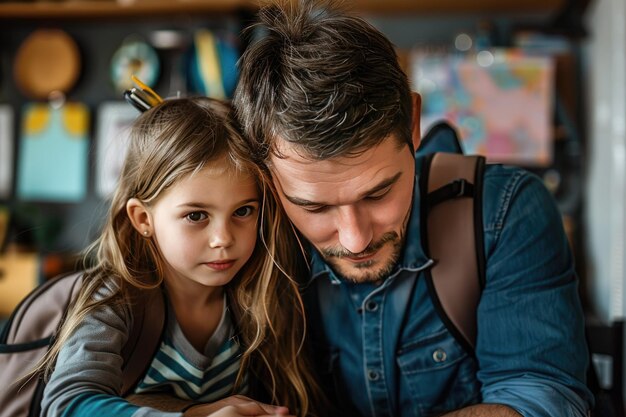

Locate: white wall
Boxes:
[586,0,626,322]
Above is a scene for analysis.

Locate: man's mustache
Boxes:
[322,231,399,258]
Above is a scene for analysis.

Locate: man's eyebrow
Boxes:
[284,195,321,207]
[361,172,402,199]
[284,172,403,207]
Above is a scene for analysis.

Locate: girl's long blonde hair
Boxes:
[31,97,323,416]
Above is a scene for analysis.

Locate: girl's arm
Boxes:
[41,286,176,417]
[41,286,292,417]
[126,394,194,412]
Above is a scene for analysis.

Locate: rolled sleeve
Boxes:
[482,375,589,416]
[476,166,593,416]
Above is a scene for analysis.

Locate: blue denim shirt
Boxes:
[303,158,593,417]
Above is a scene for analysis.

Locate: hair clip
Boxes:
[131,75,163,105]
[123,75,164,112]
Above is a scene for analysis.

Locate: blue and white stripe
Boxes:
[134,335,247,402]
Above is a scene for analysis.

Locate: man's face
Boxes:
[270,135,416,284]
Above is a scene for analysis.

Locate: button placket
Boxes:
[367,369,380,381]
[366,300,379,312]
[362,293,392,417]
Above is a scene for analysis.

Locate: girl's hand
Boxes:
[207,403,292,417]
[183,395,292,417]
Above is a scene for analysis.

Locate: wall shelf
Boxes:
[0,0,253,20]
[352,0,566,15]
[0,0,566,20]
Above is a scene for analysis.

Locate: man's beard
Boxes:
[321,231,404,284]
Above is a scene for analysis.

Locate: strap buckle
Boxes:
[451,179,467,197]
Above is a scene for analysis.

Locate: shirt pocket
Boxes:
[396,328,481,416]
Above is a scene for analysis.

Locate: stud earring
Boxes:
[143,231,149,236]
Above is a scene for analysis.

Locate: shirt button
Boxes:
[365,301,378,312]
[367,369,380,381]
[432,348,447,363]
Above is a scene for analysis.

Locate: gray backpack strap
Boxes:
[0,270,165,416]
[0,272,84,417]
[420,152,486,354]
[120,286,166,396]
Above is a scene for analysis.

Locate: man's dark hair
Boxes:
[234,0,413,163]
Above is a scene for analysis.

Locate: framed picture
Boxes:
[0,105,13,199]
[411,48,554,167]
[95,102,139,198]
[17,102,90,202]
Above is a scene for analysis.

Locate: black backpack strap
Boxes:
[419,152,486,354]
[120,286,166,396]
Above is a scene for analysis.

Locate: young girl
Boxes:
[35,97,320,417]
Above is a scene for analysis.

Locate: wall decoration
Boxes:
[150,29,190,97]
[95,101,139,198]
[187,29,239,99]
[13,29,81,100]
[411,48,554,166]
[0,105,13,199]
[110,37,160,93]
[16,102,90,202]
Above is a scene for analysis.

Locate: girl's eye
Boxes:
[186,212,208,222]
[234,206,256,218]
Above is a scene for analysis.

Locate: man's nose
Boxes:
[336,205,373,254]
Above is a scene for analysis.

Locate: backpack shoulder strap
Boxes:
[120,286,166,395]
[419,152,486,354]
[1,271,84,345]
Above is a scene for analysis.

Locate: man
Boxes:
[234,1,593,416]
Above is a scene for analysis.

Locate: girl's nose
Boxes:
[208,222,234,249]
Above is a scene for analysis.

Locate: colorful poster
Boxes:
[0,105,13,199]
[95,102,139,198]
[411,49,554,166]
[17,103,90,202]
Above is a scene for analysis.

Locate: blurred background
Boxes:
[0,0,623,412]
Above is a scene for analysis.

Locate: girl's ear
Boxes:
[127,198,153,237]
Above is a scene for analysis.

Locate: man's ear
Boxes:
[126,198,153,237]
[411,92,422,151]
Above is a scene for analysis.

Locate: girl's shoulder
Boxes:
[80,271,135,324]
[80,274,166,347]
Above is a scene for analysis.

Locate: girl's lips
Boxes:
[204,260,236,271]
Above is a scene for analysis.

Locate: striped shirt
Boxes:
[134,296,248,402]
[42,286,250,417]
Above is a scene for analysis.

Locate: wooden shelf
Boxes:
[351,0,566,15]
[0,0,254,20]
[0,0,566,20]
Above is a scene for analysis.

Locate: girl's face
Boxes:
[148,160,260,291]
